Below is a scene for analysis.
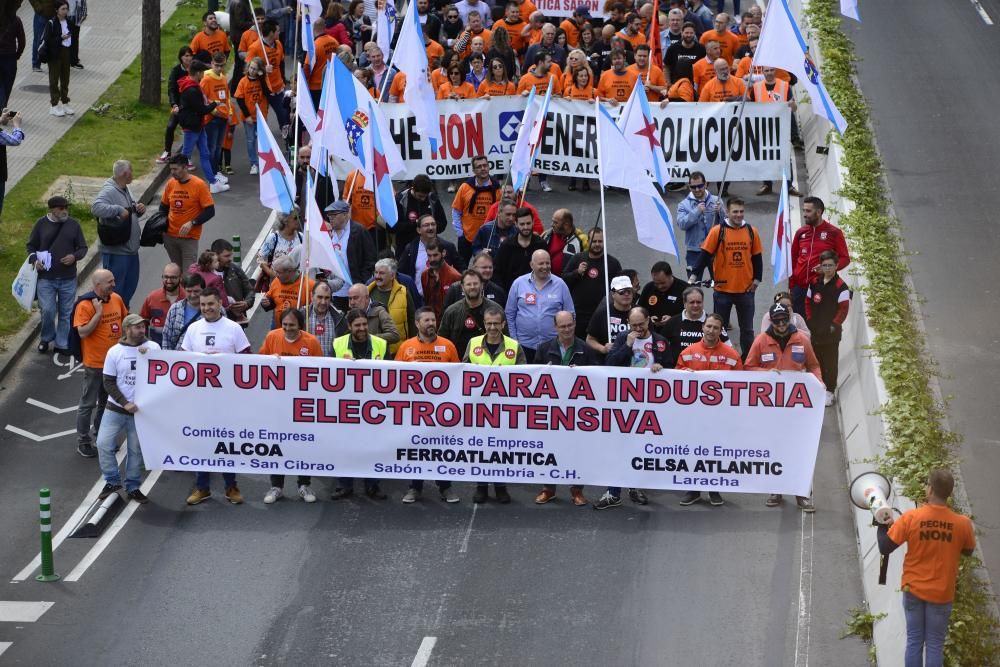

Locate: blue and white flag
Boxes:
[301,2,316,75]
[296,63,318,137]
[840,0,860,21]
[618,78,670,187]
[368,98,399,228]
[310,60,333,176]
[770,168,792,285]
[256,107,296,213]
[392,0,442,153]
[323,57,373,172]
[755,0,848,134]
[376,0,397,63]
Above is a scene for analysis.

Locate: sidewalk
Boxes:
[7,0,182,192]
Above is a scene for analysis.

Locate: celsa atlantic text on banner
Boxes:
[134,352,824,496]
[335,98,791,183]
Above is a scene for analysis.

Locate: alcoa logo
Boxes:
[498,111,524,142]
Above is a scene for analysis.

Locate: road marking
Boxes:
[970,0,994,24]
[63,470,163,583]
[0,642,11,657]
[25,398,78,414]
[53,353,85,380]
[410,636,437,667]
[458,503,478,554]
[0,601,54,623]
[11,449,125,582]
[794,510,815,667]
[4,425,77,442]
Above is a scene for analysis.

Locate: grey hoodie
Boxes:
[91,177,140,255]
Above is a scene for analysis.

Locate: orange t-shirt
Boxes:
[692,57,717,92]
[559,19,580,47]
[200,73,231,122]
[306,35,340,90]
[437,81,477,99]
[430,68,448,93]
[699,29,740,65]
[259,329,323,357]
[395,336,459,363]
[266,275,316,326]
[700,223,763,293]
[735,56,790,83]
[616,29,646,51]
[388,71,407,102]
[191,30,230,57]
[698,76,746,102]
[343,171,377,231]
[246,38,286,92]
[452,181,502,241]
[477,80,516,97]
[238,29,260,56]
[525,24,542,46]
[494,19,527,53]
[563,83,594,100]
[666,78,695,102]
[425,39,445,68]
[74,293,128,369]
[458,28,492,59]
[517,0,537,23]
[597,68,639,102]
[161,176,214,240]
[235,76,269,119]
[674,339,743,371]
[516,69,562,95]
[888,504,976,604]
[628,63,667,101]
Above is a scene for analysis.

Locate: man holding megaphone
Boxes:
[877,468,976,667]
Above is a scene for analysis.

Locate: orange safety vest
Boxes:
[753,78,789,104]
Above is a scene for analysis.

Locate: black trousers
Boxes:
[47,46,70,106]
[812,338,840,392]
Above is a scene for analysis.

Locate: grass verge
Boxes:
[802,1,1000,663]
[0,0,206,339]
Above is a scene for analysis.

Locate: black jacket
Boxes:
[26,215,87,281]
[394,188,447,255]
[606,330,671,368]
[167,64,187,107]
[343,222,377,285]
[177,76,218,131]
[397,237,464,279]
[534,336,599,366]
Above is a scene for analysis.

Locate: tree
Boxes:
[140,0,161,105]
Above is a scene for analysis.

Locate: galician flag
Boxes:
[755,0,848,134]
[841,0,860,21]
[392,0,442,153]
[376,0,397,66]
[256,107,295,213]
[510,78,553,192]
[301,2,316,76]
[305,172,348,288]
[618,78,669,187]
[296,63,318,137]
[310,60,333,176]
[324,57,373,172]
[771,168,792,285]
[367,98,401,227]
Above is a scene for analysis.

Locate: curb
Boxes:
[0,164,170,386]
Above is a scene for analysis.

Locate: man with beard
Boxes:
[562,227,622,339]
[440,270,501,358]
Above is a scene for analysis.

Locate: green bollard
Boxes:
[232,234,242,265]
[36,488,60,582]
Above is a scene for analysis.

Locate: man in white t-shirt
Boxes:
[96,314,161,504]
[179,287,251,506]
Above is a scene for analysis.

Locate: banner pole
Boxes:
[244,0,271,70]
[594,102,612,341]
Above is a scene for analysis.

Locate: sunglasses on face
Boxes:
[689,183,705,190]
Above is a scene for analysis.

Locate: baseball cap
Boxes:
[610,276,633,292]
[122,314,148,328]
[768,303,790,322]
[574,4,593,18]
[324,200,350,214]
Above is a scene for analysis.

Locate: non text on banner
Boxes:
[134,351,824,496]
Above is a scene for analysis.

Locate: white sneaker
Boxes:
[263,486,284,504]
[541,180,553,192]
[825,391,835,407]
[156,151,170,163]
[249,164,259,175]
[401,488,420,504]
[209,181,230,194]
[214,173,228,184]
[62,104,75,115]
[298,485,317,503]
[50,104,65,117]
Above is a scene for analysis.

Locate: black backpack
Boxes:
[139,211,168,247]
[67,291,97,361]
[97,215,131,246]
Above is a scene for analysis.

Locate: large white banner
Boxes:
[334,98,790,182]
[134,351,824,495]
[533,0,609,18]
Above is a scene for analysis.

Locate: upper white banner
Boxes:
[134,351,823,495]
[333,98,791,182]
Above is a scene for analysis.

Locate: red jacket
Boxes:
[790,220,850,289]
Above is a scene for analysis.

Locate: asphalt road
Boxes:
[847,1,1000,586]
[0,118,869,664]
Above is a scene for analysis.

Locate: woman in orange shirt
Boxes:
[564,67,595,192]
[437,65,476,100]
[430,50,459,93]
[477,58,516,98]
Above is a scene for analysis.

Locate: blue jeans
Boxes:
[37,277,76,348]
[195,471,237,491]
[713,290,756,357]
[181,129,216,183]
[791,286,808,319]
[266,90,290,130]
[32,12,46,68]
[102,253,140,309]
[686,249,705,281]
[205,117,227,174]
[243,121,258,167]
[903,591,951,667]
[96,410,144,491]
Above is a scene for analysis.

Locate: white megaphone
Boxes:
[850,471,893,524]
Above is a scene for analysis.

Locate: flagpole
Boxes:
[593,102,612,343]
[245,0,271,70]
[715,25,764,205]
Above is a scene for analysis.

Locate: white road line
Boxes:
[4,426,77,442]
[25,398,78,414]
[0,642,11,657]
[458,503,478,554]
[11,449,125,582]
[0,601,54,623]
[971,0,994,24]
[63,470,163,583]
[242,209,278,322]
[410,636,438,667]
[794,510,815,667]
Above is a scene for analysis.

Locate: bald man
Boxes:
[505,249,575,358]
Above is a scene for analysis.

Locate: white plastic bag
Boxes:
[12,258,37,313]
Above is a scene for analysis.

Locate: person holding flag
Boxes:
[451,155,502,263]
[628,44,667,102]
[769,169,792,287]
[748,66,799,196]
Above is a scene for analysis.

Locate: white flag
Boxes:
[296,63,318,137]
[840,0,860,21]
[305,173,349,289]
[618,79,670,187]
[393,0,442,153]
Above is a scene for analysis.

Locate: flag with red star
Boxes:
[618,78,670,187]
[367,99,400,228]
[256,107,295,213]
[304,172,349,286]
[771,168,792,285]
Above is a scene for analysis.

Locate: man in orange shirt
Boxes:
[261,255,315,328]
[879,468,976,667]
[559,5,591,48]
[699,13,739,65]
[516,0,538,23]
[689,197,762,357]
[306,17,340,108]
[521,11,546,47]
[237,8,264,63]
[343,170,382,247]
[698,57,746,102]
[190,11,230,61]
[245,19,289,132]
[456,11,492,59]
[397,307,462,505]
[517,50,562,96]
[452,155,502,262]
[617,13,646,51]
[629,44,667,101]
[424,26,445,70]
[159,154,215,272]
[692,39,721,93]
[597,49,639,103]
[73,269,127,458]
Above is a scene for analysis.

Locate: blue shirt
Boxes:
[505,273,574,350]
